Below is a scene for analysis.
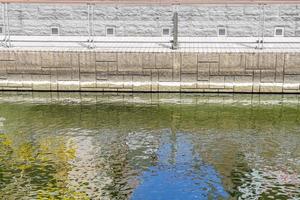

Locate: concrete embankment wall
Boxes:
[1,4,300,37]
[0,50,300,93]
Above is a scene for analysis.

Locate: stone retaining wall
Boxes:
[1,4,300,37]
[0,50,300,93]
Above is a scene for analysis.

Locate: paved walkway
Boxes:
[1,36,300,52]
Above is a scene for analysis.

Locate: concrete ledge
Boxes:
[2,36,300,53]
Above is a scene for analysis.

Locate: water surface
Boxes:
[0,92,299,200]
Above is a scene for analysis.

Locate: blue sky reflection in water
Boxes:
[131,133,229,200]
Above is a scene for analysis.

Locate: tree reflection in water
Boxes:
[0,132,88,199]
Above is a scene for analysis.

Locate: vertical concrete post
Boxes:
[91,3,95,48]
[87,4,90,43]
[1,3,5,45]
[261,4,266,49]
[87,3,95,49]
[1,3,11,48]
[258,3,265,50]
[172,11,179,50]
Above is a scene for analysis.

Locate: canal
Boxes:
[0,92,299,200]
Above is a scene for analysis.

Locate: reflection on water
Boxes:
[0,92,299,200]
[132,132,229,200]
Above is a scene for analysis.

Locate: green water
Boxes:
[0,92,299,200]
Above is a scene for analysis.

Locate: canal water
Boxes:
[0,92,299,200]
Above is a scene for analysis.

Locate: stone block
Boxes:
[197,81,209,89]
[283,82,300,91]
[259,54,276,69]
[31,74,50,82]
[57,69,73,81]
[276,53,285,73]
[245,53,259,69]
[260,84,283,93]
[80,73,96,88]
[260,70,275,83]
[181,73,197,83]
[0,60,7,78]
[0,79,8,87]
[141,53,156,69]
[96,71,108,80]
[234,85,253,93]
[117,88,133,92]
[234,75,253,83]
[150,69,159,83]
[58,81,80,91]
[197,71,210,81]
[209,63,219,74]
[7,74,23,87]
[197,63,209,81]
[219,54,245,72]
[133,83,151,91]
[5,52,16,72]
[252,70,260,92]
[234,76,253,93]
[103,88,118,92]
[22,74,33,88]
[50,80,58,91]
[156,53,173,69]
[180,81,197,89]
[283,75,300,90]
[198,53,219,63]
[284,75,300,84]
[218,88,234,93]
[0,51,12,61]
[40,51,53,68]
[123,78,133,89]
[151,82,159,92]
[61,52,72,68]
[70,52,80,69]
[71,68,80,81]
[118,53,143,72]
[275,72,284,83]
[15,52,41,73]
[210,76,225,89]
[203,88,219,93]
[224,76,235,89]
[158,84,180,92]
[53,53,63,68]
[108,75,124,88]
[123,75,133,82]
[96,81,109,89]
[79,52,96,73]
[32,82,51,91]
[158,69,173,82]
[2,86,18,91]
[96,61,117,72]
[173,53,181,81]
[95,53,117,62]
[285,54,300,74]
[181,53,197,73]
[132,75,150,83]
